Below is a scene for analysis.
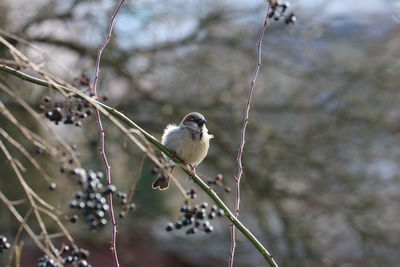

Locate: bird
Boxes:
[152,112,213,190]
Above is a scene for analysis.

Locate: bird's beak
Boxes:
[195,118,207,127]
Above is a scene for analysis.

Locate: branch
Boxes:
[0,191,55,261]
[90,1,126,266]
[230,3,272,267]
[0,64,278,267]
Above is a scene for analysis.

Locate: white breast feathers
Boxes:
[161,124,213,166]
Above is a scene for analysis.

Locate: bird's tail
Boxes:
[152,166,175,190]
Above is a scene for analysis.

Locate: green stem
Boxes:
[0,64,278,267]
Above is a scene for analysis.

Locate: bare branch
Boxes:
[229,2,274,267]
[90,1,127,266]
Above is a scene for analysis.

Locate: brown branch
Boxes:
[90,1,127,266]
[0,81,81,166]
[7,208,32,267]
[0,140,63,264]
[0,191,56,261]
[0,100,57,157]
[229,3,273,267]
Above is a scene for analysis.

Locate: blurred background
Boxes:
[1,0,400,266]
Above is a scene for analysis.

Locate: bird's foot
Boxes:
[188,165,197,178]
[169,151,178,161]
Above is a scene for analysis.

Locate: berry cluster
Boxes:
[68,168,109,228]
[40,95,92,126]
[268,0,296,24]
[117,191,136,218]
[67,168,134,228]
[37,245,91,267]
[165,189,225,235]
[206,174,231,193]
[0,235,11,253]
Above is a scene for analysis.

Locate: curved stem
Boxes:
[230,3,271,266]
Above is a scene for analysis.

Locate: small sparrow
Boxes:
[152,112,213,190]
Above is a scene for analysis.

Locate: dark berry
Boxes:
[103,185,117,194]
[36,147,44,154]
[200,202,208,209]
[64,116,74,124]
[180,205,188,213]
[48,183,56,190]
[70,215,78,223]
[86,201,95,209]
[75,191,83,199]
[196,211,206,219]
[62,245,70,253]
[184,212,192,219]
[0,235,7,243]
[208,212,216,219]
[69,200,78,208]
[186,228,196,235]
[268,10,275,18]
[165,223,174,232]
[95,210,104,218]
[175,221,183,229]
[203,221,210,228]
[78,259,89,267]
[204,225,214,233]
[217,209,225,216]
[79,249,90,259]
[64,256,74,263]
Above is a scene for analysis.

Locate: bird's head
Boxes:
[180,112,207,129]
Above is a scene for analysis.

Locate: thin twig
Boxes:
[229,3,272,267]
[122,155,145,216]
[0,191,57,263]
[90,1,126,266]
[0,100,57,156]
[0,81,81,167]
[0,65,278,267]
[7,208,32,267]
[0,28,78,78]
[0,140,63,263]
[0,128,53,183]
[36,206,75,245]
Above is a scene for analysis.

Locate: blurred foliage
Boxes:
[1,0,400,267]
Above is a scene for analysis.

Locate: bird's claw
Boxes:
[188,164,196,178]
